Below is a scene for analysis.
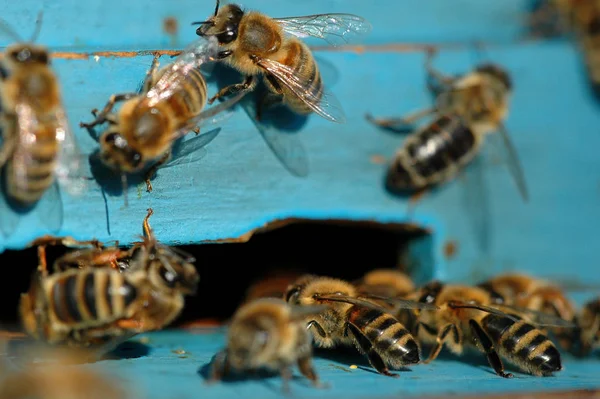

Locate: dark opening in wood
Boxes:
[0,218,433,329]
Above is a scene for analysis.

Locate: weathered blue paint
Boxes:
[1,1,599,397]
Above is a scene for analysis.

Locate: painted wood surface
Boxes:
[1,1,599,398]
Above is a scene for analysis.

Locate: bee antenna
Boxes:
[0,18,23,43]
[190,21,211,26]
[471,39,488,65]
[30,11,44,43]
[214,0,220,16]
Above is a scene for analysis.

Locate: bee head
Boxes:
[418,280,444,305]
[476,63,512,91]
[99,130,143,173]
[145,245,199,295]
[5,43,49,65]
[193,1,244,45]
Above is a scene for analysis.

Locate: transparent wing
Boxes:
[275,14,372,46]
[495,304,578,328]
[54,107,88,197]
[498,123,529,202]
[289,304,330,320]
[447,301,522,323]
[171,88,247,140]
[241,94,309,177]
[161,128,221,169]
[358,294,440,310]
[312,293,394,312]
[144,36,219,108]
[460,154,491,253]
[35,182,64,234]
[253,56,346,123]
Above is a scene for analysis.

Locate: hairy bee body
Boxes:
[210,298,320,390]
[285,275,420,376]
[477,273,577,351]
[387,115,480,192]
[416,282,562,377]
[0,44,63,206]
[19,268,146,346]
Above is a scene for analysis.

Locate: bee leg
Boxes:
[279,365,293,393]
[297,356,323,387]
[142,55,161,94]
[346,323,399,377]
[469,319,513,378]
[79,93,138,128]
[206,350,229,384]
[365,108,435,133]
[144,151,172,192]
[424,48,454,92]
[306,320,328,338]
[208,75,257,105]
[423,323,458,364]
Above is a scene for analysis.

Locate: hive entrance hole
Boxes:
[0,219,433,329]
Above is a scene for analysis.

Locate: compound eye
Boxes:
[285,287,300,303]
[104,132,119,143]
[159,265,179,287]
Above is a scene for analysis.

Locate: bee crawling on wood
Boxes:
[80,35,245,202]
[0,13,87,238]
[366,49,528,203]
[208,298,328,392]
[19,208,199,356]
[193,0,371,177]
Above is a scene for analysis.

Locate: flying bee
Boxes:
[208,298,327,392]
[19,209,199,355]
[80,35,245,197]
[0,339,130,399]
[574,297,600,356]
[413,281,574,377]
[284,274,437,377]
[0,14,86,237]
[193,0,371,176]
[367,50,528,202]
[477,273,577,351]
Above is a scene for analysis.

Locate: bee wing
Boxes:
[497,123,529,202]
[253,56,346,123]
[160,128,221,169]
[240,93,309,177]
[275,14,372,46]
[144,36,219,108]
[448,300,522,323]
[359,294,440,310]
[54,107,88,197]
[35,182,64,234]
[495,304,578,328]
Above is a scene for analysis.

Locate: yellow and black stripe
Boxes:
[49,270,137,327]
[280,40,322,113]
[154,66,208,127]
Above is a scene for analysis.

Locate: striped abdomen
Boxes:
[386,114,478,194]
[347,306,420,367]
[5,118,59,206]
[272,39,321,114]
[46,269,138,329]
[155,66,208,127]
[481,313,562,376]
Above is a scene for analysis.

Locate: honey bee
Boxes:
[193,0,371,176]
[208,298,327,392]
[477,273,577,351]
[284,274,436,377]
[0,339,130,399]
[366,50,528,202]
[0,14,86,237]
[19,209,199,354]
[574,297,600,356]
[413,281,569,377]
[80,35,244,197]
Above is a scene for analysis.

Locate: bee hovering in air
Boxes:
[0,14,86,238]
[366,50,528,202]
[284,274,437,377]
[80,35,245,198]
[208,298,327,392]
[574,297,600,356]
[193,0,371,177]
[477,273,577,351]
[19,209,199,355]
[412,281,574,378]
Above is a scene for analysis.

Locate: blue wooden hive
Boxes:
[0,0,599,398]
